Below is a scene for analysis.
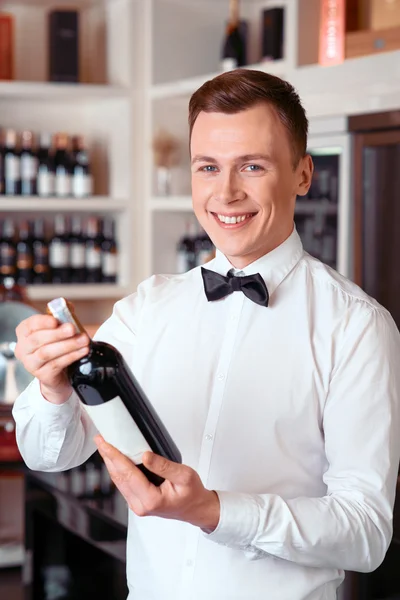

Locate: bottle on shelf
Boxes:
[46,297,182,486]
[54,133,72,198]
[37,133,55,198]
[71,135,93,198]
[69,216,86,283]
[49,214,70,283]
[0,219,16,284]
[0,131,4,195]
[176,220,197,273]
[221,0,246,71]
[16,220,34,285]
[101,217,118,283]
[20,131,37,196]
[85,216,102,283]
[32,218,50,284]
[3,128,20,196]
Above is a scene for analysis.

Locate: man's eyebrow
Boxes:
[191,153,273,165]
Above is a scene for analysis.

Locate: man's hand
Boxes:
[95,435,220,533]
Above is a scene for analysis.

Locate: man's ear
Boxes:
[296,154,314,197]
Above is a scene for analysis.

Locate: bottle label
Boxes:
[176,250,188,274]
[72,173,92,198]
[5,154,20,181]
[102,252,117,277]
[49,242,69,268]
[195,249,213,267]
[55,168,71,197]
[21,155,37,180]
[70,243,85,268]
[82,395,151,464]
[86,247,101,269]
[37,170,55,197]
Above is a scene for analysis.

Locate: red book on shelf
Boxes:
[318,0,345,66]
[0,13,14,80]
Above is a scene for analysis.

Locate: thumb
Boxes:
[142,452,189,485]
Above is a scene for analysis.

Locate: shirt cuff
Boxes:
[205,491,261,548]
[29,378,80,427]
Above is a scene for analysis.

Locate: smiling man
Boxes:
[13,70,400,600]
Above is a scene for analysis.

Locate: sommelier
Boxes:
[12,70,400,600]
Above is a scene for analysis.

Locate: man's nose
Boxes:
[214,171,246,205]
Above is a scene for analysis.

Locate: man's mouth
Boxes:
[211,212,257,226]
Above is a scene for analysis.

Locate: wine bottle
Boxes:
[176,220,196,273]
[0,219,16,284]
[85,217,102,283]
[70,216,86,283]
[20,130,37,196]
[49,215,70,283]
[46,297,182,486]
[100,218,118,283]
[37,133,55,198]
[3,129,20,195]
[71,135,92,198]
[32,218,50,284]
[16,220,34,285]
[54,133,72,198]
[221,0,246,71]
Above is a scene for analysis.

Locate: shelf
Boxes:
[150,196,193,212]
[150,60,287,100]
[0,197,127,212]
[27,284,129,301]
[0,81,129,102]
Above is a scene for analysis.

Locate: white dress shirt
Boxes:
[13,227,400,600]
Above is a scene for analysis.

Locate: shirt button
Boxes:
[186,559,193,567]
[205,434,213,441]
[217,373,225,381]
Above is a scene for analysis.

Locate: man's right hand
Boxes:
[15,315,90,405]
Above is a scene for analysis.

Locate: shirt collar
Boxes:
[209,226,304,298]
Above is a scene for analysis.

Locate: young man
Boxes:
[13,70,400,600]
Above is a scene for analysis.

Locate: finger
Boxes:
[142,452,192,486]
[25,327,89,356]
[16,315,60,338]
[95,435,153,491]
[34,345,90,377]
[28,335,89,370]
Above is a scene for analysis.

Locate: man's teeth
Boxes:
[217,214,252,224]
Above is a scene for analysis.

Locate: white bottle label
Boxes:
[86,247,101,269]
[5,154,20,181]
[82,395,151,464]
[55,168,71,197]
[21,155,37,180]
[72,173,92,198]
[49,242,69,268]
[176,250,187,274]
[37,170,55,197]
[102,253,117,277]
[221,57,237,72]
[70,243,85,268]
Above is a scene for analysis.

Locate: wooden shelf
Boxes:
[27,284,129,301]
[0,81,129,102]
[0,197,127,212]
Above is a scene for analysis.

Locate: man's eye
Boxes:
[200,165,218,172]
[244,164,262,172]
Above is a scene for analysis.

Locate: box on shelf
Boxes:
[0,13,14,81]
[345,24,400,59]
[370,0,400,30]
[49,10,79,83]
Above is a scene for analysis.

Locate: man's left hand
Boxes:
[94,435,220,533]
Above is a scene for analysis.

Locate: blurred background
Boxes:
[0,0,400,598]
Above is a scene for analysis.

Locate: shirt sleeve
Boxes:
[12,290,144,472]
[206,306,400,573]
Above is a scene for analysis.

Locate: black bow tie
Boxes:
[201,267,269,307]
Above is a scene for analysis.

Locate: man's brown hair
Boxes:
[188,69,308,168]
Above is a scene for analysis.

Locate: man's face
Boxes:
[190,103,313,268]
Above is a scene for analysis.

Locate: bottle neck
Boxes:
[47,297,89,339]
[229,0,239,27]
